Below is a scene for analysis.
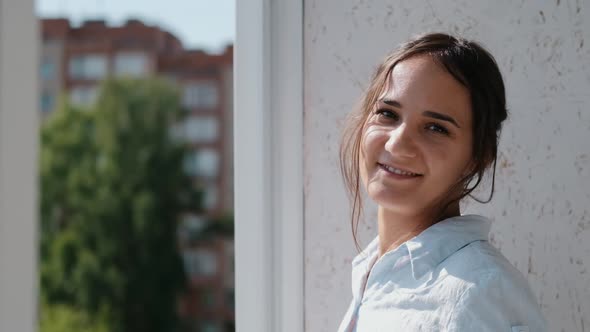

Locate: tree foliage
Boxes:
[40,78,199,332]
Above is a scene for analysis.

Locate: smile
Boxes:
[377,163,422,177]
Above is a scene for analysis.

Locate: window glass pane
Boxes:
[201,321,222,332]
[183,152,198,176]
[196,149,219,178]
[183,149,219,178]
[114,52,149,77]
[182,249,217,277]
[69,85,99,106]
[40,92,54,113]
[69,54,107,79]
[185,116,218,143]
[225,289,234,309]
[203,185,218,210]
[223,240,234,288]
[177,214,207,246]
[182,81,218,109]
[168,121,184,143]
[201,289,217,308]
[40,58,55,80]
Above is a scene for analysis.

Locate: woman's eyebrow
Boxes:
[422,111,460,128]
[379,99,402,108]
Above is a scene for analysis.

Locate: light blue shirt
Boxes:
[337,214,547,332]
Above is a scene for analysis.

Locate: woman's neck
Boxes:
[377,203,460,258]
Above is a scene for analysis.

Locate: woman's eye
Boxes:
[426,123,449,135]
[375,109,399,121]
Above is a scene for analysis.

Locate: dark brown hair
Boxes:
[339,33,508,250]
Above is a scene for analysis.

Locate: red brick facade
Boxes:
[41,18,234,331]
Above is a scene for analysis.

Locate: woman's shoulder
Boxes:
[442,239,528,285]
[439,241,547,331]
[438,240,537,301]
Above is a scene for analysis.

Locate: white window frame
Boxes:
[0,0,38,331]
[235,0,303,331]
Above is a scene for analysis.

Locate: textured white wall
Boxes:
[303,1,590,331]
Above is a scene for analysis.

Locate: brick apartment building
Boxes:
[41,18,234,331]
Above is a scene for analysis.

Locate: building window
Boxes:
[40,58,55,80]
[201,289,217,308]
[184,116,219,143]
[70,85,99,106]
[183,149,219,178]
[114,52,149,77]
[182,248,218,277]
[68,54,108,80]
[225,289,235,309]
[40,92,54,113]
[177,214,207,245]
[161,74,179,87]
[200,321,222,332]
[182,81,218,109]
[223,240,234,288]
[169,121,184,143]
[204,185,218,210]
[183,152,198,176]
[197,149,219,178]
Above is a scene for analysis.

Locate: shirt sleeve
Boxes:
[445,270,548,332]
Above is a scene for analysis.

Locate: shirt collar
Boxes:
[353,214,491,281]
[405,214,490,279]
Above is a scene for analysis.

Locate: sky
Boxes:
[36,0,235,53]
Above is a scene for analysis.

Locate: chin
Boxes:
[369,188,419,214]
[380,204,425,220]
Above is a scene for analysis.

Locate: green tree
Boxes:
[40,78,200,332]
[39,300,111,332]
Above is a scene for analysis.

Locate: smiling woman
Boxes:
[361,55,474,230]
[338,33,547,331]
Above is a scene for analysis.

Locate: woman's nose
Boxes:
[384,124,417,158]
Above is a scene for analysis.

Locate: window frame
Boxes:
[0,0,38,331]
[68,53,108,80]
[235,0,303,331]
[113,51,150,77]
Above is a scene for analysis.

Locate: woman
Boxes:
[337,33,547,331]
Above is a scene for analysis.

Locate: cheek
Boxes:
[427,141,472,183]
[361,126,386,159]
[359,127,384,185]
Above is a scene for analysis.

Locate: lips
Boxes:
[377,163,423,177]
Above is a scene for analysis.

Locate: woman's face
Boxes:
[360,55,473,217]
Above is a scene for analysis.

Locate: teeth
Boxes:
[383,164,417,176]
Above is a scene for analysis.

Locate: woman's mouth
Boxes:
[377,163,422,178]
